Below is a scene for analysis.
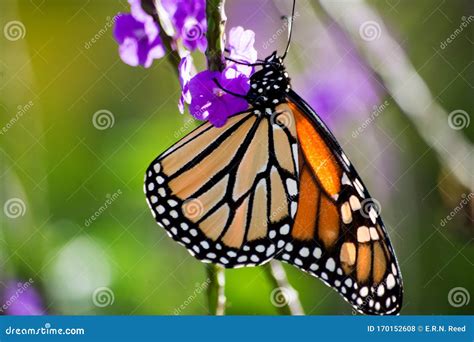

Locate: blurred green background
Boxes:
[0,0,472,315]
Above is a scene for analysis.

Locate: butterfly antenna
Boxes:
[224,56,265,67]
[281,0,296,60]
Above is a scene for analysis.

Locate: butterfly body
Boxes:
[145,51,403,314]
[246,52,291,109]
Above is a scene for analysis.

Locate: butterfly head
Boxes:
[247,52,291,109]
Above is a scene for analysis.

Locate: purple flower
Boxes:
[162,0,207,52]
[178,54,195,113]
[227,26,257,76]
[113,0,165,68]
[188,69,250,127]
[176,26,258,125]
[2,280,45,315]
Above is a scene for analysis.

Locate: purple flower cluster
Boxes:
[187,69,250,127]
[114,0,165,68]
[114,0,207,67]
[179,26,257,126]
[113,1,257,126]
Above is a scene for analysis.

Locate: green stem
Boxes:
[203,0,227,316]
[206,264,226,315]
[205,0,227,71]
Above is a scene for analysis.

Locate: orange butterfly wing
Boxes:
[145,107,299,268]
[277,91,403,315]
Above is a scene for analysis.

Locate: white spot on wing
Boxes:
[386,274,396,290]
[299,247,310,257]
[341,152,350,166]
[341,173,351,186]
[286,178,298,196]
[280,224,290,235]
[325,258,336,272]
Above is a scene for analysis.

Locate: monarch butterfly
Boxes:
[144,1,402,315]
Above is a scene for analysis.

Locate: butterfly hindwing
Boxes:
[275,91,403,315]
[145,106,299,268]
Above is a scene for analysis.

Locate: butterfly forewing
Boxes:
[145,106,300,268]
[275,91,403,315]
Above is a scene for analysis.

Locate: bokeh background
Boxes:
[0,0,472,315]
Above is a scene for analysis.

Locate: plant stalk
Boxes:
[205,0,227,71]
[142,0,181,74]
[202,0,228,316]
[264,260,305,315]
